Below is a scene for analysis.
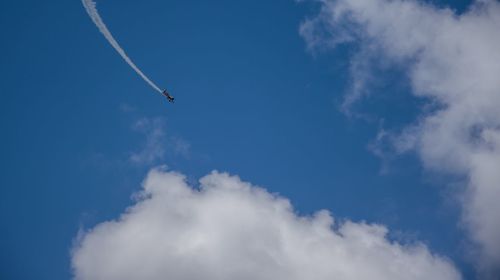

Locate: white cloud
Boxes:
[129,118,191,165]
[301,0,500,274]
[72,168,460,280]
[130,118,167,165]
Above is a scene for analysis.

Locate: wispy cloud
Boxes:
[129,117,191,165]
[301,0,500,275]
[129,117,167,165]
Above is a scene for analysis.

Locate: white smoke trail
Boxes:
[82,0,162,93]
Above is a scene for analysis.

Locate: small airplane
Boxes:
[162,90,175,103]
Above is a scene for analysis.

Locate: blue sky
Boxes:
[1,0,496,279]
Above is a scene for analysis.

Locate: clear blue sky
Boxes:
[0,0,476,279]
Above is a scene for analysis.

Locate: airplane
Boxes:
[162,90,175,103]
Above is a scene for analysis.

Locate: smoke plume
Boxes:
[82,0,162,93]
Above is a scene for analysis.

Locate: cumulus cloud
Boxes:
[72,168,460,280]
[301,0,500,274]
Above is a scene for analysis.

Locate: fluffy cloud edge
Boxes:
[71,168,461,280]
